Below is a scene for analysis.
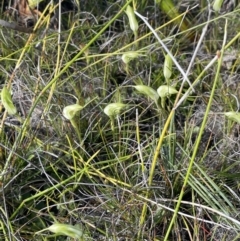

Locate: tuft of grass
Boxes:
[0,0,240,240]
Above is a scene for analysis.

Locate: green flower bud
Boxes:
[122,51,140,64]
[47,223,83,239]
[164,53,173,80]
[1,86,16,115]
[134,85,159,102]
[157,85,178,98]
[63,104,83,120]
[28,0,44,8]
[125,5,139,33]
[213,0,224,11]
[104,103,127,117]
[224,112,240,123]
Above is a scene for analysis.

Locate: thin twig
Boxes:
[0,19,33,33]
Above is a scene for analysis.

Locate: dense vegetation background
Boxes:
[0,0,240,240]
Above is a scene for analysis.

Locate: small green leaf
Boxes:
[125,5,139,33]
[164,53,173,80]
[1,86,17,115]
[48,223,83,239]
[224,112,240,124]
[104,103,127,118]
[134,85,159,102]
[157,85,178,98]
[63,104,83,120]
